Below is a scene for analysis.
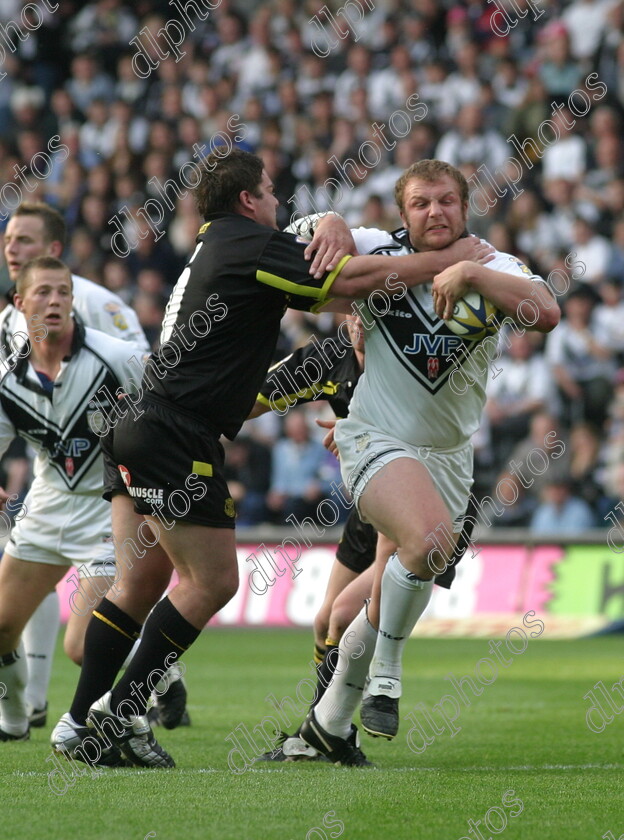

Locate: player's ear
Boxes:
[237,190,255,214]
[13,293,24,312]
[48,240,64,259]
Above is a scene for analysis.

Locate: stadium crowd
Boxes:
[1,0,623,531]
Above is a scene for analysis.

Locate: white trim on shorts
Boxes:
[335,416,473,532]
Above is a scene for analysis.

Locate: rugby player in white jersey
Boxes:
[295,160,560,763]
[0,204,185,734]
[0,257,170,764]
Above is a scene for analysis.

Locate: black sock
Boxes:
[110,597,200,717]
[69,598,141,725]
[313,642,326,666]
[311,641,340,709]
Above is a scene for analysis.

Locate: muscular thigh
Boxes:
[359,457,453,550]
[0,554,67,637]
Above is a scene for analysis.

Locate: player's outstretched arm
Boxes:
[431,261,560,332]
[329,235,493,300]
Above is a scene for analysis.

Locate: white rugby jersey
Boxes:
[0,324,139,494]
[0,274,149,362]
[348,226,545,449]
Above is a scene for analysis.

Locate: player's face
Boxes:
[3,216,57,281]
[251,169,279,229]
[15,269,73,339]
[400,176,468,251]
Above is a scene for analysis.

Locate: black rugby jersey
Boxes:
[144,213,348,439]
[256,337,362,419]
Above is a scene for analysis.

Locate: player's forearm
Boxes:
[467,267,560,333]
[330,251,449,299]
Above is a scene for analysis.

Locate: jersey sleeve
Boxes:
[256,231,351,313]
[84,328,148,397]
[72,279,150,352]
[257,341,339,412]
[350,227,396,254]
[489,250,545,281]
[0,395,18,461]
[0,307,27,364]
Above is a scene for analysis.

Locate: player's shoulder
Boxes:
[82,325,138,360]
[71,274,148,347]
[353,226,409,256]
[486,246,543,280]
[0,304,22,331]
[71,274,126,307]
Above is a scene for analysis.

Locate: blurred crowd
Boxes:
[1,0,624,532]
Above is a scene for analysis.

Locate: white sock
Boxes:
[314,607,377,739]
[23,591,60,712]
[0,640,29,735]
[368,553,434,685]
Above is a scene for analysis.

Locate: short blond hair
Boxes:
[15,256,72,298]
[394,160,469,212]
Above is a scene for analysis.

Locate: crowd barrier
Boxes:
[55,528,623,637]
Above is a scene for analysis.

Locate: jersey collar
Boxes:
[12,317,86,382]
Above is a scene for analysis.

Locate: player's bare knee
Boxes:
[396,545,435,579]
[328,603,354,640]
[0,610,21,651]
[123,569,169,614]
[211,567,239,610]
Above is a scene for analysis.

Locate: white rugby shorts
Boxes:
[4,480,115,576]
[335,415,473,532]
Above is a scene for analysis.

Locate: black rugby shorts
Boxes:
[102,395,236,528]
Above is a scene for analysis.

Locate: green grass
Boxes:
[2,630,623,840]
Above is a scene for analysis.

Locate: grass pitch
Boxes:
[2,629,622,840]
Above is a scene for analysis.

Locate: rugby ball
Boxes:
[444,292,503,341]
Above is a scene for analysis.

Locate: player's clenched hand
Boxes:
[432,261,473,320]
[305,215,357,279]
[315,417,338,457]
[443,235,494,267]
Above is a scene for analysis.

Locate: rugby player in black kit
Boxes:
[62,150,492,768]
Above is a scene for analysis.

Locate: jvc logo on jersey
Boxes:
[404,334,465,356]
[52,438,91,458]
